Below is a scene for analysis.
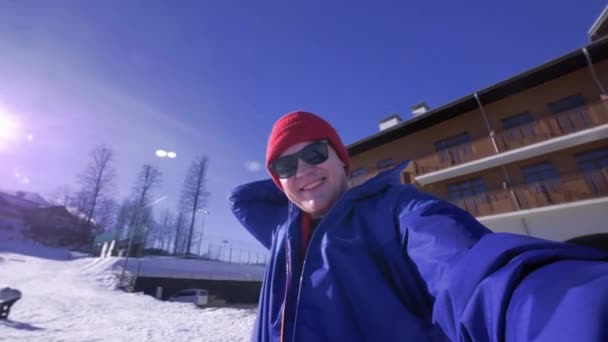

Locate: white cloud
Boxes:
[245,161,262,172]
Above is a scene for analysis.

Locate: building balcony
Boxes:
[414,100,608,185]
[449,169,608,217]
[414,136,496,175]
[495,101,608,151]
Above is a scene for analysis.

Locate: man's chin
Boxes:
[304,204,329,219]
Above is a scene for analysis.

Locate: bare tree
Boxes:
[179,156,210,255]
[157,209,175,252]
[125,164,162,255]
[95,198,119,233]
[141,206,157,249]
[133,165,162,208]
[47,185,72,206]
[173,210,186,254]
[120,164,163,284]
[142,210,175,253]
[70,190,92,220]
[113,198,134,241]
[78,145,115,233]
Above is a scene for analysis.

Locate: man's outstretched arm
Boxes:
[399,195,608,342]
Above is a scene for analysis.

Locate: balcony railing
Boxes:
[413,100,608,176]
[414,136,496,175]
[449,169,608,217]
[495,101,608,152]
[450,188,518,217]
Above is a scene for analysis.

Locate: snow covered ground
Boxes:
[0,229,257,342]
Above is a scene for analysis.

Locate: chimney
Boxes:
[379,114,403,131]
[411,102,430,117]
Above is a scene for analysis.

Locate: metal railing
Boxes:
[450,188,517,217]
[414,136,496,175]
[495,101,608,152]
[413,100,608,176]
[448,169,608,217]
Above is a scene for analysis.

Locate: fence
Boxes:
[203,243,269,265]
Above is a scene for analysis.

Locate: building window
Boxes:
[434,132,471,152]
[547,94,586,114]
[447,178,488,201]
[350,168,366,178]
[575,148,608,195]
[376,158,395,170]
[521,161,559,189]
[575,148,608,172]
[501,112,534,130]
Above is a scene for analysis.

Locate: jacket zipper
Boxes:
[280,237,291,342]
[290,193,352,341]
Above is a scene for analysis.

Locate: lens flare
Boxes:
[0,112,20,142]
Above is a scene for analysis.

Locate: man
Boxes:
[230,111,608,342]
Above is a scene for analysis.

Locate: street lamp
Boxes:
[196,209,210,256]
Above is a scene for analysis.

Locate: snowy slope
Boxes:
[0,235,257,341]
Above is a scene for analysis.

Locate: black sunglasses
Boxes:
[270,140,329,179]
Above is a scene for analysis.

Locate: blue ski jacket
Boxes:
[230,163,608,342]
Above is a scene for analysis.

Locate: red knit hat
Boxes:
[266,111,351,190]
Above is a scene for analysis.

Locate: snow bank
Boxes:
[0,226,72,261]
[0,240,257,341]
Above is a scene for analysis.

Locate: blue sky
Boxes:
[0,0,605,251]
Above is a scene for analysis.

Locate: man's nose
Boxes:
[295,158,314,178]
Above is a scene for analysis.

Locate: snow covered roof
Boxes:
[120,256,266,282]
[1,190,49,206]
[25,206,80,223]
[0,191,46,209]
[65,206,94,223]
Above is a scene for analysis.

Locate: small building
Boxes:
[0,191,45,231]
[22,206,93,250]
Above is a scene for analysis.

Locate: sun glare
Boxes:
[0,109,20,141]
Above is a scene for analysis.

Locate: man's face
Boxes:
[277,140,348,219]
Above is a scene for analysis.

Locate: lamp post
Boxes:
[196,209,210,256]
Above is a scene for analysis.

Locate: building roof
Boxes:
[0,190,49,206]
[0,191,46,209]
[589,5,608,42]
[30,205,73,216]
[347,38,608,156]
[22,205,84,228]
